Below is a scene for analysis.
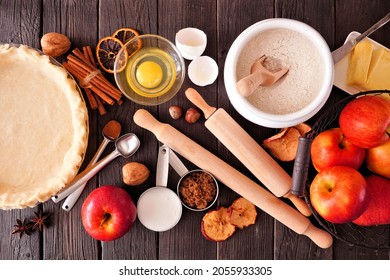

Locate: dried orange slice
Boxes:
[112,27,142,57]
[96,36,127,73]
[113,27,139,44]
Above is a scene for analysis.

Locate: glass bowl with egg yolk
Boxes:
[114,34,185,106]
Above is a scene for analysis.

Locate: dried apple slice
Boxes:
[262,123,311,161]
[201,207,236,242]
[294,123,312,136]
[263,127,301,161]
[228,197,257,229]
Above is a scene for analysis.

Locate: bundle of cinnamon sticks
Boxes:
[63,46,122,115]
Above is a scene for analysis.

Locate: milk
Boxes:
[137,187,182,232]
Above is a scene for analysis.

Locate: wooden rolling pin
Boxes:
[133,109,333,249]
[185,88,311,217]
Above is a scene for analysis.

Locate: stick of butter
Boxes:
[363,47,390,90]
[346,41,373,88]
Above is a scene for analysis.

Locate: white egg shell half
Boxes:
[175,28,207,60]
[188,56,218,87]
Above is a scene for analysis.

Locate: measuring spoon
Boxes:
[61,120,122,211]
[137,145,182,232]
[55,133,140,200]
[53,120,121,203]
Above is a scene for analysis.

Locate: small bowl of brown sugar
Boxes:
[177,170,219,211]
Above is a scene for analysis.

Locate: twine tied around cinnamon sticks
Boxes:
[63,46,123,115]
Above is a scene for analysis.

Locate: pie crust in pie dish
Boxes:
[0,44,89,209]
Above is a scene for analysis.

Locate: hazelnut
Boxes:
[40,32,71,57]
[122,162,150,186]
[169,105,183,120]
[185,107,201,124]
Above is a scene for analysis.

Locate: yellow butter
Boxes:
[362,47,390,90]
[346,40,373,88]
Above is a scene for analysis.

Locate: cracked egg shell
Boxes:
[188,56,218,87]
[175,27,207,60]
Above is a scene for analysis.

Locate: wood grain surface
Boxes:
[0,0,389,260]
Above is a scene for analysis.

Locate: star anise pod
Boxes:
[30,210,50,232]
[12,218,33,238]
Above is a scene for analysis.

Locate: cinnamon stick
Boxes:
[64,61,98,110]
[66,59,121,100]
[83,46,96,65]
[89,84,115,105]
[67,54,95,74]
[67,54,122,100]
[84,88,98,110]
[89,78,122,101]
[95,93,107,115]
[63,61,115,105]
[72,48,92,67]
[64,46,124,113]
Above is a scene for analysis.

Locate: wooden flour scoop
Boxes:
[236,55,289,97]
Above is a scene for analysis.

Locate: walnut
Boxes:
[122,162,150,186]
[40,32,71,57]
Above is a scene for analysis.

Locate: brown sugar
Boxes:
[179,171,217,210]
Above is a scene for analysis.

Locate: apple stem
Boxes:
[338,135,345,149]
[100,213,111,227]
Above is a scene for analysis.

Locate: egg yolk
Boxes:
[136,61,163,88]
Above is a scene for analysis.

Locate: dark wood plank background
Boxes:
[0,0,389,260]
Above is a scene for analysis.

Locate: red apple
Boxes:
[339,95,390,149]
[82,185,137,241]
[353,175,390,226]
[310,166,367,224]
[366,138,390,179]
[311,128,366,171]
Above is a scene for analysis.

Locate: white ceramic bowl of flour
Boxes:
[224,18,334,128]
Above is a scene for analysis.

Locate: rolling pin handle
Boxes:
[185,88,217,119]
[291,137,312,197]
[303,222,333,249]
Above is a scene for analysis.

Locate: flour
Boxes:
[236,28,324,114]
